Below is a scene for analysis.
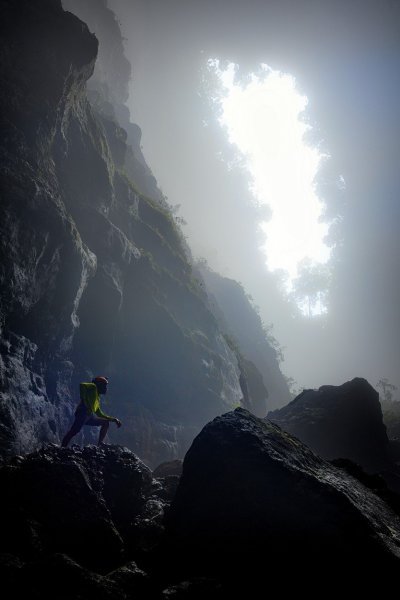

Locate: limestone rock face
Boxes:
[164,408,400,586]
[62,0,167,205]
[198,267,291,413]
[0,0,99,456]
[267,378,392,474]
[0,0,250,465]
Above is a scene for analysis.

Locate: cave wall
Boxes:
[198,267,291,411]
[0,0,244,466]
[0,0,290,467]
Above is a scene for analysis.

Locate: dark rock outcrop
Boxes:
[1,445,154,567]
[0,444,169,598]
[267,377,392,474]
[163,408,400,589]
[22,553,127,600]
[380,397,400,446]
[0,0,100,456]
[62,0,166,206]
[4,419,400,596]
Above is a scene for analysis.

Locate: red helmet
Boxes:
[92,376,109,385]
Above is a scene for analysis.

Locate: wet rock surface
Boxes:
[163,408,400,589]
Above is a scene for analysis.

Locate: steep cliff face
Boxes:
[0,0,100,455]
[0,0,247,466]
[62,0,167,206]
[198,266,291,412]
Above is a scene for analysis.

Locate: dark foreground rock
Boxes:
[268,377,392,474]
[0,444,169,598]
[3,422,400,597]
[162,408,400,591]
[153,459,183,478]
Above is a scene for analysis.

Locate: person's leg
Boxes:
[98,421,110,445]
[85,415,110,445]
[61,406,86,447]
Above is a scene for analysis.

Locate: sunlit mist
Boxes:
[208,60,331,310]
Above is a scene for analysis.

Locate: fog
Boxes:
[108,0,400,394]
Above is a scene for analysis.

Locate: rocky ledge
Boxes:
[0,443,178,598]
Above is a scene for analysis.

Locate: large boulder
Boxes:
[0,444,169,572]
[267,378,392,474]
[163,408,400,590]
[0,443,186,597]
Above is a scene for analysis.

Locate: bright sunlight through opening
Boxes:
[208,60,331,314]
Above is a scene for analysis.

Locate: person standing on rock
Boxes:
[61,376,122,447]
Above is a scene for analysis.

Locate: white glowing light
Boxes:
[209,60,330,289]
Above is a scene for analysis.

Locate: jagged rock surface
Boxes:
[62,0,166,205]
[3,419,400,596]
[0,0,100,456]
[0,444,167,598]
[267,378,392,474]
[163,408,400,588]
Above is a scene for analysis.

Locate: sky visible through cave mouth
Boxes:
[208,59,331,314]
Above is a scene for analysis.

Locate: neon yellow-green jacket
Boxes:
[80,382,114,421]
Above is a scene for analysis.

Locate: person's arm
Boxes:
[94,405,122,427]
[94,405,115,421]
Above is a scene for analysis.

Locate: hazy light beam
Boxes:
[209,60,330,290]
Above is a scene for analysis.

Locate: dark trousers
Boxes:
[61,403,109,447]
